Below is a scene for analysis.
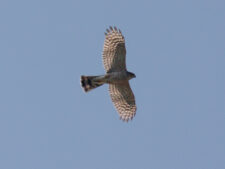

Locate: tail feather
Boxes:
[81,75,104,92]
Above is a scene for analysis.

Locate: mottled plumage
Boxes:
[81,27,136,122]
[103,26,126,73]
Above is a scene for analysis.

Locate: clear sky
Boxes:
[0,0,225,169]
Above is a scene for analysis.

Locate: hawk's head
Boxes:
[127,71,136,80]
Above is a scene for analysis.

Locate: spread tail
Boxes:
[81,75,104,92]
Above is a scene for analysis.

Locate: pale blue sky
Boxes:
[0,0,225,169]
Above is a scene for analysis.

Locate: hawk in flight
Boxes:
[81,26,136,122]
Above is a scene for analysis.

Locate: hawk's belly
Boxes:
[105,72,129,84]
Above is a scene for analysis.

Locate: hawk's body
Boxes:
[81,26,136,122]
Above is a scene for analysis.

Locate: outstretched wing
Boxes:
[103,26,126,73]
[109,81,136,122]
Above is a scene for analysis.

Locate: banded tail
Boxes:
[81,75,104,92]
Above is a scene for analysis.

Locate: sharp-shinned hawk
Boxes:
[81,26,136,122]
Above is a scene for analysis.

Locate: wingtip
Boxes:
[119,116,134,122]
[105,26,121,35]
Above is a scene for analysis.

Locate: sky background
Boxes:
[0,0,225,169]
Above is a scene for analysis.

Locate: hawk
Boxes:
[81,26,136,122]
